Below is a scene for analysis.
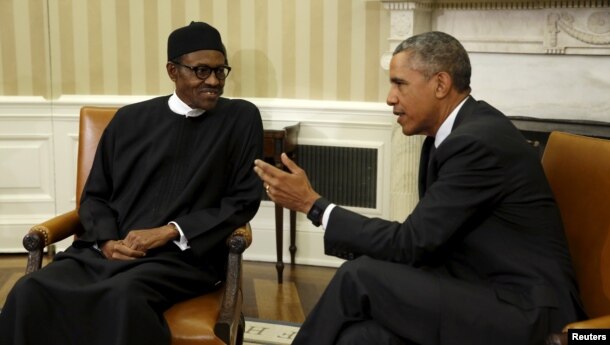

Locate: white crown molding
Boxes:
[0,95,394,126]
[0,96,52,118]
[381,0,610,10]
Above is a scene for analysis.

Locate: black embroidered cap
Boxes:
[167,21,226,61]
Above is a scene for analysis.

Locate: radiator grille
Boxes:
[298,145,377,208]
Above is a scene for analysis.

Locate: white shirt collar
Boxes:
[168,92,206,118]
[434,97,468,148]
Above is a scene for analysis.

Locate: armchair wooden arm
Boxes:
[23,209,83,274]
[215,224,252,342]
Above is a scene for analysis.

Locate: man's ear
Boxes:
[434,71,452,98]
[166,62,178,82]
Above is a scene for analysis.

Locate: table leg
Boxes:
[274,203,284,284]
[289,209,297,265]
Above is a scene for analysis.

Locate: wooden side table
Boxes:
[263,121,300,284]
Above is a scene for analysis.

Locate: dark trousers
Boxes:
[292,256,548,345]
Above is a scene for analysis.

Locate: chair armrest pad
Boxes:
[226,223,252,254]
[563,315,610,331]
[24,209,83,250]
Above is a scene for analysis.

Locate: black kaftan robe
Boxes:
[0,95,263,345]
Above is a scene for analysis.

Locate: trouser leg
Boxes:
[292,256,441,345]
[293,254,544,345]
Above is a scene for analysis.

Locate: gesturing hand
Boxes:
[253,153,320,214]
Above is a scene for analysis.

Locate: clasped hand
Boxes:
[101,225,178,260]
[253,153,320,214]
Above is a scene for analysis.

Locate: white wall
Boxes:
[469,52,610,121]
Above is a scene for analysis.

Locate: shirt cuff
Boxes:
[321,203,336,230]
[169,221,190,250]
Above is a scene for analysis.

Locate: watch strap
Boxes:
[307,197,331,227]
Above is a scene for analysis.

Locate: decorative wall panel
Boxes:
[0,135,53,202]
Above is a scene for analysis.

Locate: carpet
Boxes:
[243,318,301,345]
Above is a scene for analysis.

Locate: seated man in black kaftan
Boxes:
[0,21,263,345]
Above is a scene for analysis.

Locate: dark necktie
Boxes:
[428,142,436,169]
[418,136,436,198]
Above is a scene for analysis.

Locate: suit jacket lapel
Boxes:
[418,96,476,198]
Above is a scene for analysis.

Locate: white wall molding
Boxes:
[381,1,610,11]
[0,97,52,119]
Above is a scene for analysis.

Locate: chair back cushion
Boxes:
[76,106,119,206]
[542,131,610,318]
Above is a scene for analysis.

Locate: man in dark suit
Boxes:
[253,31,585,345]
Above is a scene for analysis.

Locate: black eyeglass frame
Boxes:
[171,61,232,80]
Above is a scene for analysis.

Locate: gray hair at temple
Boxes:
[393,31,471,93]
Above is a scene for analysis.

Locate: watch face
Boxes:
[307,206,322,226]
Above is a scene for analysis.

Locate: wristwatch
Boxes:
[307,197,331,227]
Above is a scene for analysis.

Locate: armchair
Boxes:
[542,131,610,345]
[22,106,250,345]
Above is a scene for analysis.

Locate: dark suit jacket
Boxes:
[323,96,584,339]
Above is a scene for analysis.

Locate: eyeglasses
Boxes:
[171,61,231,80]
